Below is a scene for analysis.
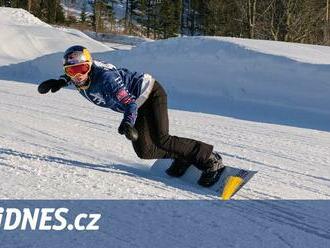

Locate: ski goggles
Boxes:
[64,62,91,78]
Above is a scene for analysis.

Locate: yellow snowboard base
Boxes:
[221,176,244,200]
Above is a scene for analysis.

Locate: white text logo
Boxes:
[0,207,101,231]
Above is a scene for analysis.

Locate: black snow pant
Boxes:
[132,81,213,167]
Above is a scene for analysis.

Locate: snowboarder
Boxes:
[38,45,224,187]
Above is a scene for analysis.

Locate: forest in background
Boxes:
[1,0,330,45]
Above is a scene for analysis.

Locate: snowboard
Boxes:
[150,158,257,200]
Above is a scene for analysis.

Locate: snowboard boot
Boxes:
[198,152,225,187]
[166,158,192,177]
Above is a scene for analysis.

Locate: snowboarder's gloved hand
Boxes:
[118,122,139,141]
[38,79,67,94]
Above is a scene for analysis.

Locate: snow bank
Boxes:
[0,7,50,27]
[217,36,330,64]
[0,7,330,130]
[0,7,109,66]
[84,31,153,46]
[102,36,330,130]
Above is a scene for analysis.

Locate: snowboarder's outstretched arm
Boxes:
[38,75,70,94]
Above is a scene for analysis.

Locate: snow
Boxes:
[0,7,109,66]
[61,0,94,17]
[84,30,153,46]
[0,7,51,27]
[89,36,330,131]
[216,36,330,64]
[61,0,127,22]
[0,7,330,248]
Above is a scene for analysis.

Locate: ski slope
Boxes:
[0,7,330,248]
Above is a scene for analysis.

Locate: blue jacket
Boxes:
[62,61,155,126]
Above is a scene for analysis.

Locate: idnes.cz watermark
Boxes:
[0,207,101,231]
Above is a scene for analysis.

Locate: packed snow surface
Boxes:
[0,5,329,200]
[0,7,330,248]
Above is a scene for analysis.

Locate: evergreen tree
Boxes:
[139,0,158,38]
[123,0,140,33]
[106,2,116,31]
[135,0,181,38]
[158,0,181,38]
[89,0,115,34]
[4,0,11,7]
[201,0,241,37]
[81,1,87,23]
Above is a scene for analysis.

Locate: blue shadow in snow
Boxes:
[0,148,330,247]
[0,147,215,197]
[0,200,329,248]
[0,45,329,132]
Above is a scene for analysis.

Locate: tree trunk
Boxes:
[125,0,129,29]
[325,0,330,43]
[28,0,32,12]
[248,0,257,39]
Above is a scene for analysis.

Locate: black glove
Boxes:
[118,122,139,141]
[38,79,67,94]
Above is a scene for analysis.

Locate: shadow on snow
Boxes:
[0,45,330,132]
